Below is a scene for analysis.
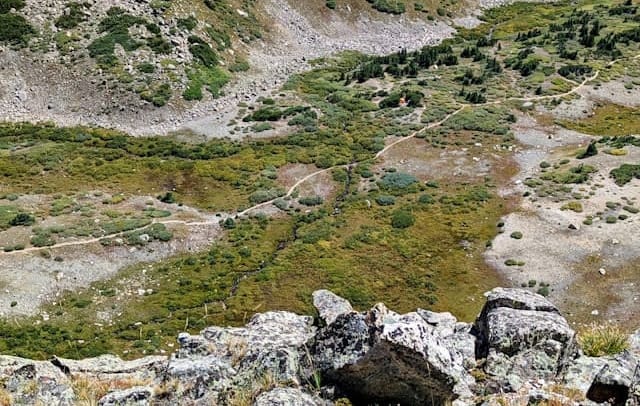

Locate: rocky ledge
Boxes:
[1,288,640,405]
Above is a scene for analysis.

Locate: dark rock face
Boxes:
[586,351,639,405]
[309,302,475,404]
[473,287,578,391]
[0,289,637,405]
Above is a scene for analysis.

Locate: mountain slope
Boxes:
[0,0,474,138]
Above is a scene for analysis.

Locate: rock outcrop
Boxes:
[0,288,638,405]
[474,288,579,391]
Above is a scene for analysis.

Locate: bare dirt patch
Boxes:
[486,111,640,326]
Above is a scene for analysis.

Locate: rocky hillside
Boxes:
[1,288,638,405]
[0,0,479,138]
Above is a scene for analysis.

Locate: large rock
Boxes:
[254,387,325,406]
[52,354,166,381]
[474,288,578,391]
[98,386,154,406]
[168,311,316,402]
[309,296,475,404]
[313,290,353,326]
[0,355,74,406]
[586,351,639,405]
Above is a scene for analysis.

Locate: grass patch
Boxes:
[578,323,628,357]
[560,104,640,137]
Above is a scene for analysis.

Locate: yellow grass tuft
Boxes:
[578,323,628,357]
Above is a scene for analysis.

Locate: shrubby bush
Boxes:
[379,172,418,191]
[299,196,324,206]
[391,209,415,229]
[0,13,33,45]
[375,195,396,206]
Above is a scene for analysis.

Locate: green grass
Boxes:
[560,104,640,136]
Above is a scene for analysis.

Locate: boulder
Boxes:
[169,311,316,401]
[309,297,475,404]
[312,290,353,326]
[474,288,578,391]
[51,354,166,381]
[254,387,325,406]
[0,355,74,406]
[563,355,608,395]
[586,351,639,405]
[98,386,154,406]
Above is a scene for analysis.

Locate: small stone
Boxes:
[599,268,606,276]
[591,309,599,316]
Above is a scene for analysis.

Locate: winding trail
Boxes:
[3,52,638,256]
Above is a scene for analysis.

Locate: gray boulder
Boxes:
[168,311,316,402]
[98,386,154,406]
[52,354,166,381]
[0,355,75,406]
[474,288,578,391]
[310,297,475,404]
[254,387,325,406]
[313,290,353,326]
[586,350,639,405]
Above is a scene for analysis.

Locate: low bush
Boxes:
[379,172,418,190]
[375,195,396,206]
[0,0,25,14]
[0,13,34,45]
[391,209,415,229]
[9,212,35,226]
[299,196,324,206]
[561,201,583,212]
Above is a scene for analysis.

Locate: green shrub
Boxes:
[510,231,523,239]
[177,16,197,31]
[418,194,434,204]
[605,216,617,224]
[367,0,406,14]
[55,2,89,29]
[189,36,218,67]
[326,0,336,9]
[379,172,418,190]
[579,324,628,357]
[623,205,639,214]
[536,286,550,296]
[0,13,34,45]
[249,188,284,204]
[375,195,396,206]
[391,209,415,229]
[9,212,35,226]
[505,259,525,266]
[246,107,283,122]
[561,201,583,212]
[0,0,25,13]
[610,164,640,186]
[140,83,172,107]
[137,62,156,73]
[299,196,324,206]
[31,232,55,247]
[222,218,236,229]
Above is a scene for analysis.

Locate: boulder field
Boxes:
[1,288,639,405]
